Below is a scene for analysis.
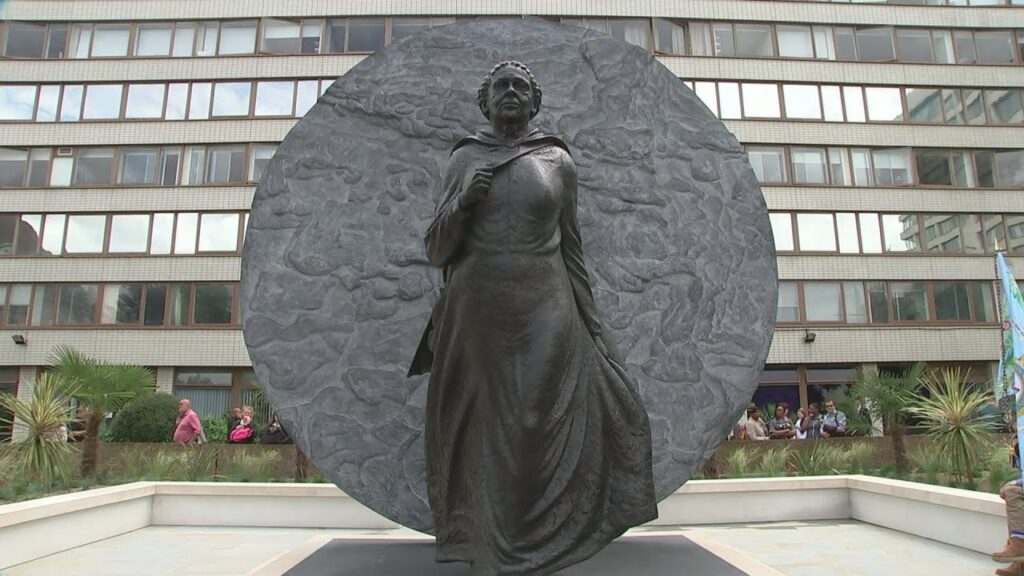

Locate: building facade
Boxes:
[1,0,1023,437]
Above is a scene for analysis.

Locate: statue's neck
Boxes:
[491,121,529,142]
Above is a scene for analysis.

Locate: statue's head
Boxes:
[477,60,542,126]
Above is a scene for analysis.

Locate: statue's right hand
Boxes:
[458,166,493,210]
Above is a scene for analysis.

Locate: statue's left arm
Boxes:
[558,154,619,360]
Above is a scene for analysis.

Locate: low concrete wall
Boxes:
[0,476,1007,570]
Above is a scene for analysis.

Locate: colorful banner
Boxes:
[996,253,1024,479]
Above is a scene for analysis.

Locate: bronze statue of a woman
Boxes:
[409,61,658,575]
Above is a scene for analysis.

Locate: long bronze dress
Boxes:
[413,130,657,575]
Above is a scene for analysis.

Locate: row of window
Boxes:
[0,144,277,188]
[770,212,1024,254]
[0,282,239,328]
[777,279,996,324]
[3,17,1024,66]
[173,367,261,419]
[746,145,1024,188]
[0,79,332,122]
[0,211,248,257]
[683,80,1024,126]
[674,20,1022,64]
[0,144,1021,190]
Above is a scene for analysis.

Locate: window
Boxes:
[174,213,198,254]
[867,282,889,323]
[791,148,828,184]
[0,367,18,441]
[347,18,386,52]
[609,19,650,50]
[7,284,31,325]
[943,89,965,125]
[249,144,276,181]
[860,213,883,250]
[100,284,142,324]
[843,282,868,323]
[783,85,821,120]
[211,82,251,117]
[963,89,986,125]
[196,22,219,57]
[718,82,741,119]
[821,86,843,122]
[255,81,294,116]
[971,281,995,321]
[219,21,257,55]
[905,88,942,124]
[777,282,799,322]
[843,87,866,123]
[135,24,173,56]
[82,85,123,120]
[796,213,836,251]
[45,25,68,59]
[91,24,130,57]
[985,90,1024,124]
[59,85,83,121]
[0,86,37,120]
[296,80,319,116]
[916,150,954,186]
[975,31,1015,63]
[734,24,772,57]
[872,148,912,186]
[108,215,150,253]
[856,27,895,62]
[769,213,794,251]
[959,214,986,253]
[864,87,903,122]
[36,86,59,122]
[32,285,58,325]
[64,215,106,253]
[777,25,814,58]
[804,282,842,322]
[151,213,174,254]
[119,148,159,184]
[891,282,929,321]
[69,25,93,59]
[125,84,165,119]
[41,214,65,255]
[741,84,780,118]
[73,148,115,185]
[188,83,211,119]
[166,84,188,120]
[922,214,961,252]
[172,23,196,57]
[934,282,971,321]
[896,29,933,62]
[881,214,919,252]
[747,146,787,183]
[174,369,232,418]
[996,150,1024,187]
[144,284,166,326]
[827,148,851,186]
[193,284,233,324]
[653,19,686,55]
[836,213,859,253]
[205,145,245,183]
[57,284,98,324]
[261,19,301,54]
[0,149,28,187]
[5,22,46,58]
[197,213,239,252]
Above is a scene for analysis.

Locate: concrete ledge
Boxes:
[0,476,1007,570]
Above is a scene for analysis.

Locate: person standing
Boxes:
[744,407,769,441]
[801,403,824,440]
[769,405,795,440]
[821,400,847,438]
[228,405,257,444]
[993,478,1024,575]
[173,398,204,444]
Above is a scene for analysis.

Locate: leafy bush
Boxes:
[224,450,281,482]
[726,448,755,478]
[986,443,1018,493]
[791,442,849,476]
[909,445,949,485]
[108,393,179,443]
[202,416,228,443]
[845,443,878,474]
[0,373,76,485]
[756,446,791,477]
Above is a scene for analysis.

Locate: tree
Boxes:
[0,373,76,485]
[850,362,925,471]
[909,367,996,485]
[50,346,155,476]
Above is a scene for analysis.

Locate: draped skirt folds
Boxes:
[424,248,657,576]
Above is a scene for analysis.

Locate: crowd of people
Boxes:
[173,398,292,445]
[733,401,849,441]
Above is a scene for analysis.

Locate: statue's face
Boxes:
[486,67,534,125]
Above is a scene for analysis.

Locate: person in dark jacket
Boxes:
[260,412,291,444]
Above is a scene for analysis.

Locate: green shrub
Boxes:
[909,445,949,485]
[845,443,878,474]
[791,442,849,476]
[201,416,228,443]
[756,446,792,477]
[986,443,1018,493]
[224,449,281,482]
[108,393,179,443]
[726,448,754,478]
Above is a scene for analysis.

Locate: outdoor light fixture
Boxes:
[803,330,816,344]
[11,334,27,345]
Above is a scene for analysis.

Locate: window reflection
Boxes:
[0,86,37,121]
[796,213,836,251]
[64,215,106,253]
[83,85,123,119]
[108,215,150,253]
[125,84,165,119]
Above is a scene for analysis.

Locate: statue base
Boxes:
[273,533,774,575]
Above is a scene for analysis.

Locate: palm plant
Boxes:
[909,367,996,485]
[850,363,925,471]
[49,346,155,476]
[755,446,792,477]
[791,442,849,476]
[0,373,76,485]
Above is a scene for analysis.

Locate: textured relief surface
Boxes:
[240,19,777,533]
